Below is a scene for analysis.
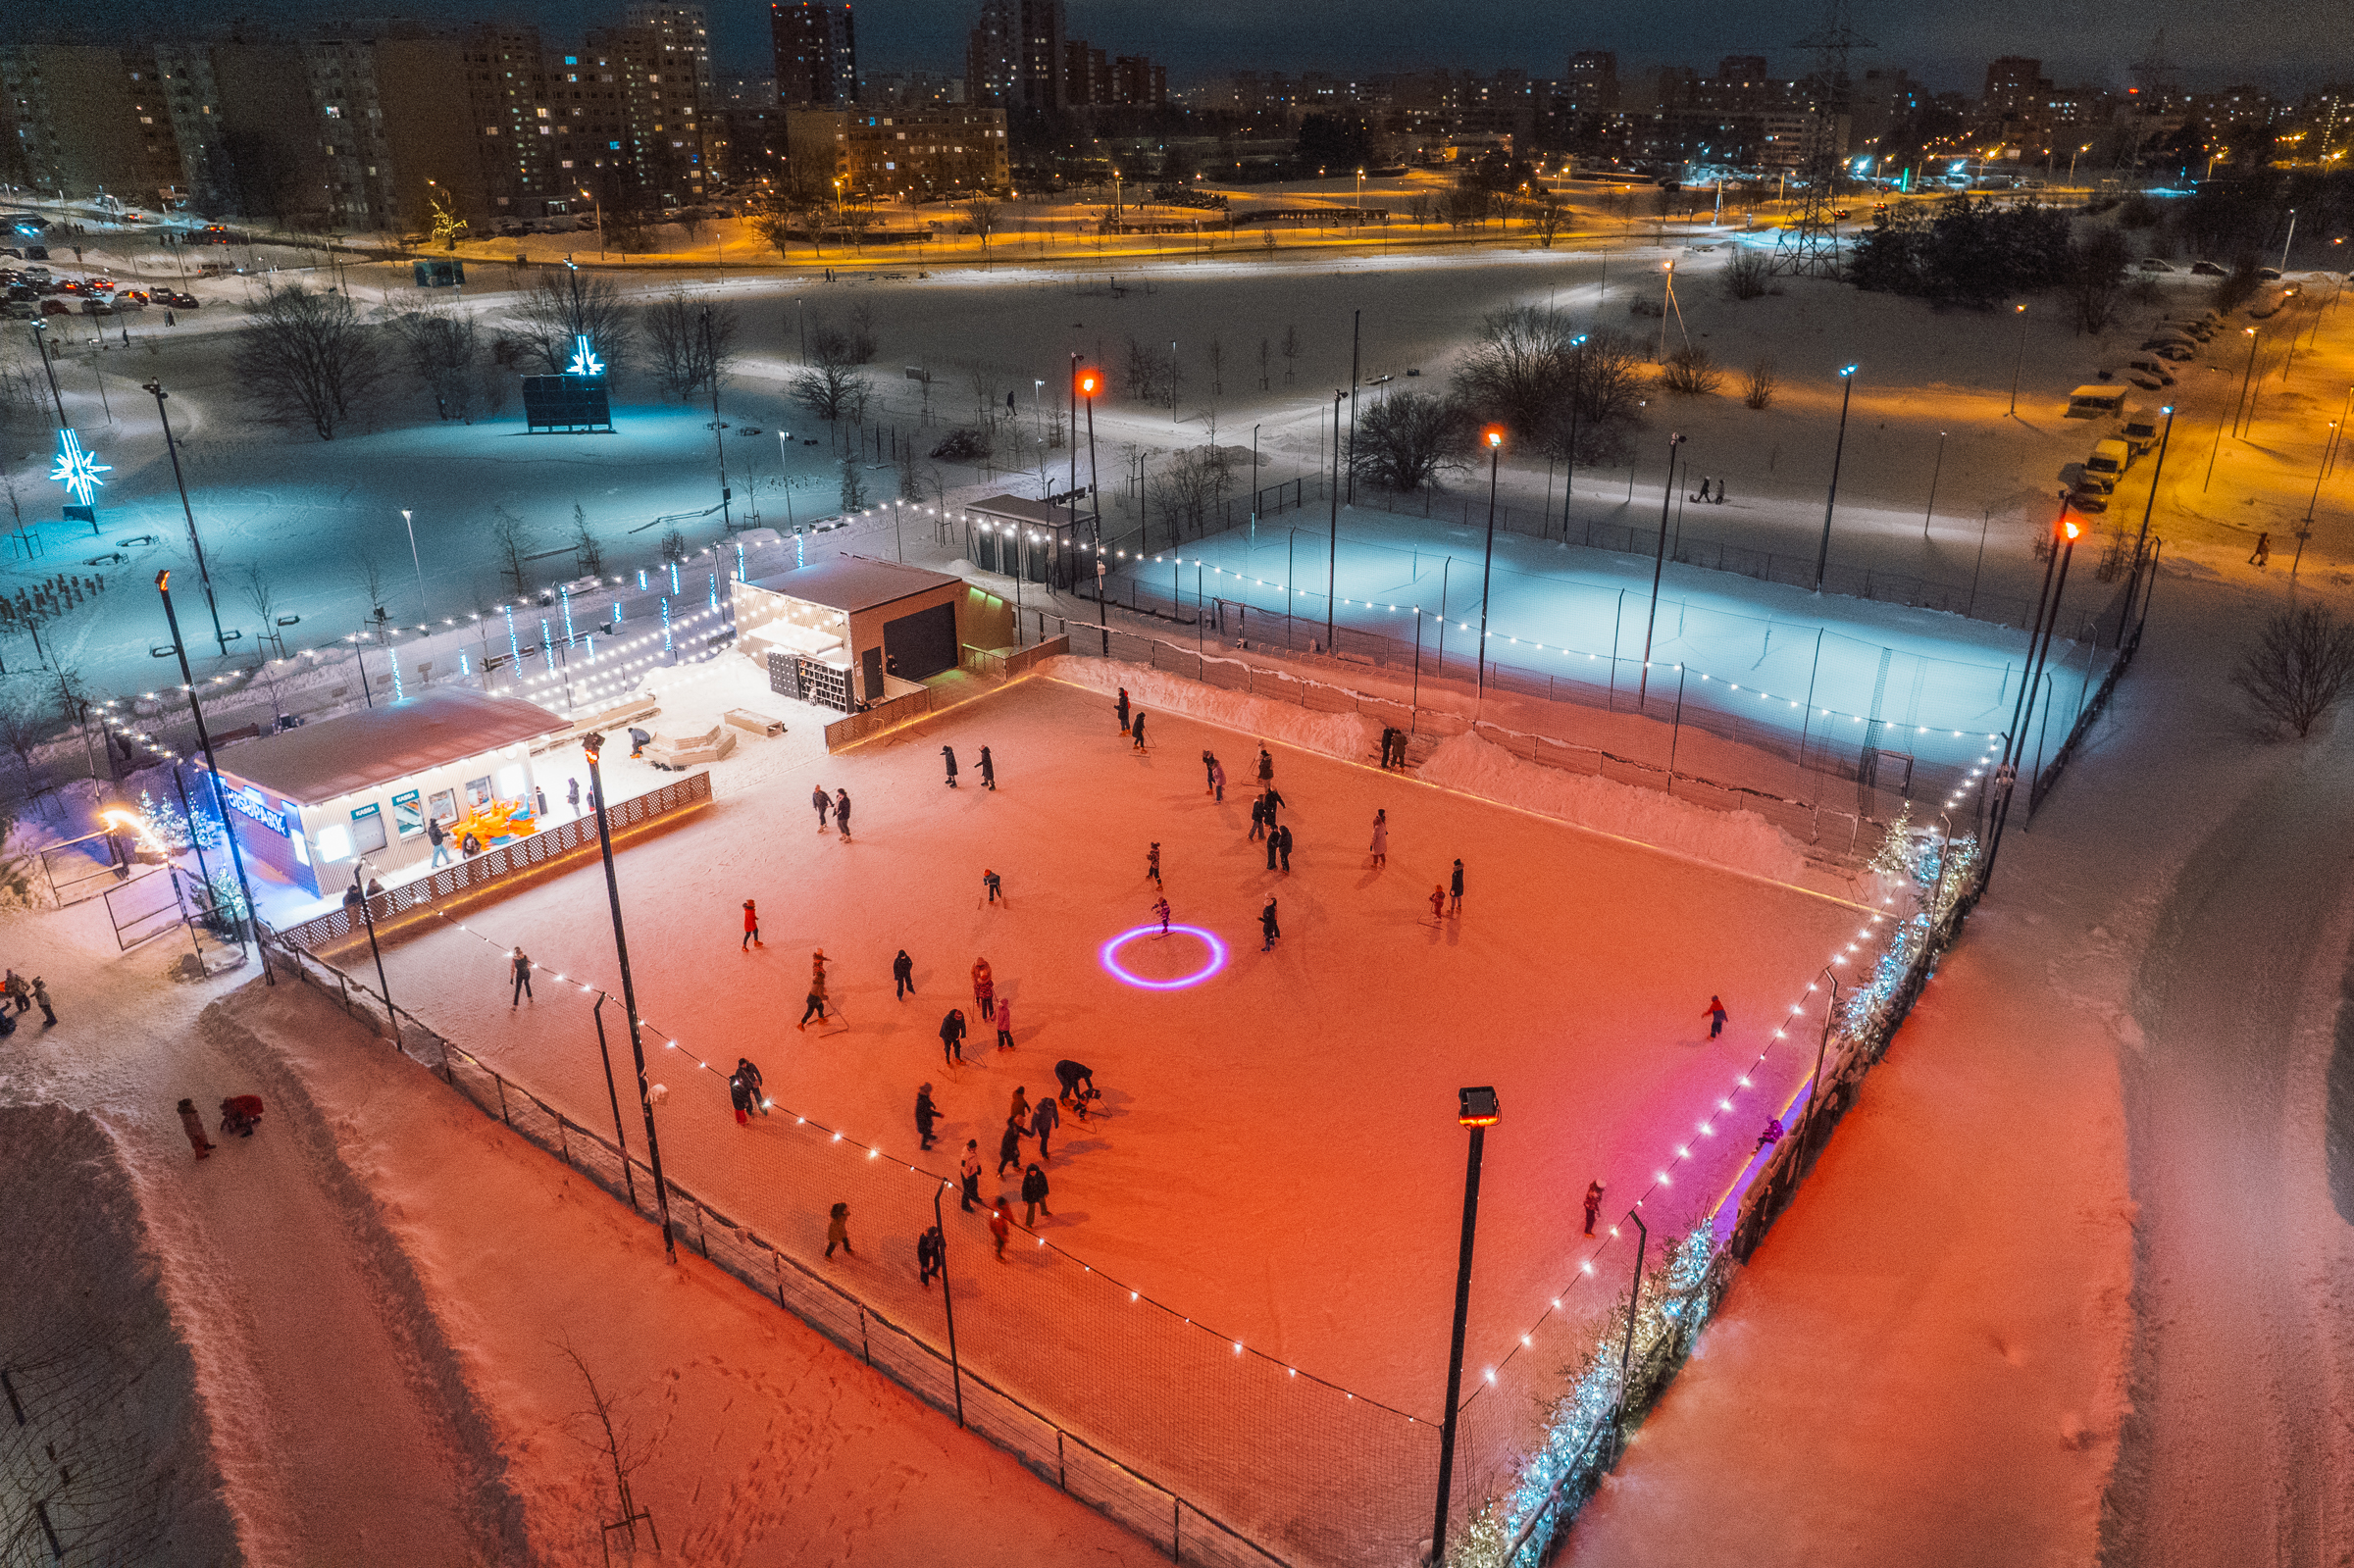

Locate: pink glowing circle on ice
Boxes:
[1100,925,1227,989]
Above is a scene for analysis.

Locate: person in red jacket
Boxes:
[989,1198,1012,1260]
[1704,995,1728,1039]
[742,899,762,950]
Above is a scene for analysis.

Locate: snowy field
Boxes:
[321,672,1869,1560]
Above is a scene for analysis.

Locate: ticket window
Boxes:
[466,776,493,810]
[393,790,424,839]
[429,788,458,825]
[350,804,387,856]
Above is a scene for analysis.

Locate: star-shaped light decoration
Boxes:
[51,430,111,506]
[566,332,604,377]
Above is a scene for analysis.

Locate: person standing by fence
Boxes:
[918,1224,946,1286]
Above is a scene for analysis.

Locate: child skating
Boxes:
[1147,842,1162,886]
[742,898,762,950]
[1152,896,1171,935]
[1703,995,1728,1039]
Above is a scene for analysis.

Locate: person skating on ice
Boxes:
[942,744,959,786]
[994,997,1015,1050]
[1054,1059,1098,1115]
[1152,895,1171,935]
[1583,1181,1605,1238]
[1021,1162,1052,1227]
[1250,794,1268,842]
[1276,824,1294,873]
[1147,842,1162,886]
[1259,896,1281,951]
[1369,809,1388,868]
[959,1139,983,1210]
[1030,1091,1058,1158]
[978,745,997,790]
[997,1113,1029,1177]
[834,787,852,839]
[729,1068,758,1125]
[797,962,831,1030]
[811,784,833,830]
[510,947,534,1005]
[1130,711,1149,750]
[894,948,915,999]
[915,1083,941,1150]
[736,1056,767,1115]
[1116,686,1131,734]
[1703,995,1728,1039]
[1428,885,1446,924]
[981,869,1004,905]
[742,898,762,950]
[1449,859,1464,916]
[1255,746,1274,786]
[971,957,995,1020]
[1265,826,1280,873]
[918,1224,946,1286]
[941,1008,969,1064]
[825,1201,855,1259]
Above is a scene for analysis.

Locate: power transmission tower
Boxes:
[1770,0,1873,278]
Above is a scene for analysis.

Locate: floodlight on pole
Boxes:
[1814,365,1860,590]
[1474,426,1505,699]
[1428,1087,1499,1565]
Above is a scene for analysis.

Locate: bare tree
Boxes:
[643,289,741,400]
[751,208,798,262]
[792,360,871,424]
[355,555,391,635]
[1279,325,1302,384]
[2232,604,2354,737]
[1350,390,1469,492]
[501,268,635,376]
[658,525,689,562]
[847,302,879,361]
[554,1340,658,1557]
[230,283,384,440]
[1742,359,1778,409]
[1257,335,1271,391]
[0,693,49,791]
[837,203,874,251]
[1206,336,1226,396]
[1661,345,1723,396]
[1453,305,1578,442]
[966,196,1002,254]
[571,503,604,579]
[1148,449,1213,547]
[1529,190,1567,248]
[2066,228,2131,335]
[385,304,481,421]
[488,505,532,597]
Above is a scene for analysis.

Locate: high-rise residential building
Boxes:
[967,0,1063,112]
[0,46,196,212]
[1111,56,1165,108]
[1566,51,1617,115]
[1981,55,2053,156]
[772,2,856,106]
[783,105,1007,196]
[1063,39,1110,108]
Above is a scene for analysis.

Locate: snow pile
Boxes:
[0,1104,239,1567]
[1035,654,1385,760]
[1412,730,1818,886]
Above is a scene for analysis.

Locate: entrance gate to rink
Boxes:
[38,831,133,908]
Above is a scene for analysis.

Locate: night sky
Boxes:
[6,0,2335,94]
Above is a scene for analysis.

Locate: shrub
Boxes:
[1742,359,1777,409]
[1661,346,1722,396]
[2232,604,2354,737]
[1720,247,1771,301]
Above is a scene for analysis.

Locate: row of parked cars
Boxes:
[2,267,202,321]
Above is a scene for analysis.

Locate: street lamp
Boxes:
[142,380,228,654]
[2232,326,2263,436]
[1560,333,1589,530]
[1475,426,1505,698]
[582,731,678,1264]
[2006,304,2028,416]
[1428,1086,1500,1568]
[2129,405,2175,573]
[398,508,427,618]
[1814,365,1860,591]
[700,304,732,531]
[1983,500,2079,891]
[1326,388,1345,649]
[578,187,604,258]
[28,319,67,427]
[1639,430,1685,702]
[154,572,263,966]
[1923,430,1947,540]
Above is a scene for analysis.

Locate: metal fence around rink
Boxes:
[258,928,1435,1568]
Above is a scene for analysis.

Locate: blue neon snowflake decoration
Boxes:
[51,430,111,505]
[566,333,604,377]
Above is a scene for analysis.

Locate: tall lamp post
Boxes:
[1814,364,1860,591]
[1326,388,1344,649]
[1923,430,1948,541]
[1983,502,2079,891]
[155,572,263,969]
[1428,1087,1500,1568]
[701,304,732,531]
[1638,431,1686,702]
[1559,333,1589,533]
[2128,404,2175,573]
[28,320,67,426]
[582,732,678,1264]
[143,380,228,654]
[1474,426,1505,698]
[2006,304,2028,416]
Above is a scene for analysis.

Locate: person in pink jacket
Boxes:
[994,996,1014,1050]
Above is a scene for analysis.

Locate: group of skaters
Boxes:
[807,784,854,836]
[0,970,52,1029]
[939,745,998,789]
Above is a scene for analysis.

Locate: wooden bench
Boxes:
[724,708,786,738]
[650,725,737,768]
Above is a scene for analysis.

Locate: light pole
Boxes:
[2280,207,2297,275]
[29,320,67,427]
[1983,501,2078,891]
[2006,304,2028,416]
[1428,1086,1499,1568]
[582,732,678,1264]
[1474,426,1505,698]
[1326,387,1344,649]
[1638,431,1685,702]
[2129,404,2175,572]
[1923,430,1947,541]
[1560,333,1589,533]
[701,305,732,531]
[349,860,396,1041]
[155,572,262,967]
[2231,327,2261,437]
[578,187,604,258]
[143,379,228,654]
[398,508,427,618]
[1814,365,1859,591]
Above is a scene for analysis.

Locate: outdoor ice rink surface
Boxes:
[356,676,1862,1406]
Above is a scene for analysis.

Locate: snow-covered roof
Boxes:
[745,555,964,615]
[213,687,568,805]
[967,494,1090,531]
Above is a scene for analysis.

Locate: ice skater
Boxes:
[978,745,997,790]
[1259,896,1281,951]
[1147,842,1162,886]
[1582,1181,1604,1238]
[1264,826,1280,872]
[1250,794,1268,841]
[1030,1091,1058,1159]
[1261,784,1286,829]
[31,978,52,1026]
[981,869,1004,905]
[1201,749,1217,793]
[1276,823,1294,873]
[1021,1163,1053,1227]
[971,957,995,1019]
[918,1224,946,1285]
[1116,686,1131,734]
[797,965,831,1030]
[994,997,1015,1051]
[990,1198,1012,1260]
[1152,895,1171,935]
[1449,859,1464,916]
[1009,1086,1031,1126]
[729,1069,758,1125]
[894,948,915,999]
[509,948,534,1005]
[742,898,762,950]
[825,1201,855,1259]
[1703,995,1728,1039]
[941,1008,969,1064]
[997,1113,1029,1176]
[943,744,960,786]
[834,788,852,839]
[811,784,833,830]
[1256,747,1274,786]
[1131,711,1149,750]
[177,1097,217,1160]
[915,1083,941,1150]
[1369,809,1388,869]
[1054,1059,1099,1115]
[959,1139,983,1210]
[736,1057,767,1114]
[1428,885,1446,924]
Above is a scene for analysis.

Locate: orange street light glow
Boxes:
[1483,426,1505,449]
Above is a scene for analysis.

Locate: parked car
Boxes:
[2189,260,2228,277]
[2070,485,2111,513]
[1,300,32,320]
[2137,257,2175,272]
[2125,358,2176,384]
[39,298,73,316]
[77,296,114,315]
[2256,267,2281,280]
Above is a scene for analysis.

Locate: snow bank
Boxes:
[0,1104,239,1568]
[1412,730,1818,888]
[1034,653,1386,760]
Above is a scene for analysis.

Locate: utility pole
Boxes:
[143,380,228,654]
